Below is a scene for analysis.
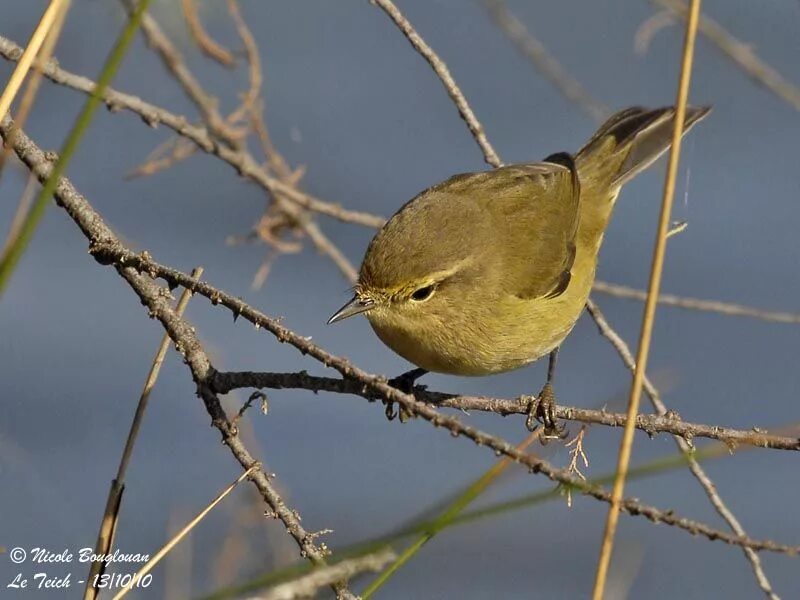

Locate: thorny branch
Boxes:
[4,118,797,558]
[208,370,800,452]
[0,119,356,600]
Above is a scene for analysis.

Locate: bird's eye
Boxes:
[410,285,435,302]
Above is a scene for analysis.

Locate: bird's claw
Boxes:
[525,382,568,443]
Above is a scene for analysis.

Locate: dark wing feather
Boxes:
[482,158,580,300]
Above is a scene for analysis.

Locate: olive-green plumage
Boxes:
[330,106,710,375]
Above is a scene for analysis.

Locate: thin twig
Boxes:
[370,0,502,167]
[593,280,800,324]
[180,0,237,68]
[593,2,702,596]
[125,135,198,179]
[635,10,679,56]
[653,0,800,112]
[224,0,261,125]
[112,465,260,600]
[484,0,609,122]
[119,0,243,142]
[83,267,203,600]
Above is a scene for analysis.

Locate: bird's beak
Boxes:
[327,296,374,324]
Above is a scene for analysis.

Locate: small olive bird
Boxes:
[329,106,710,434]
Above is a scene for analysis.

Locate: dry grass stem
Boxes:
[111,465,260,600]
[586,299,781,598]
[83,267,203,600]
[592,1,703,596]
[0,0,69,177]
[0,0,67,122]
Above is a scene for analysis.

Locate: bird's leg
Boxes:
[386,367,428,422]
[526,348,568,440]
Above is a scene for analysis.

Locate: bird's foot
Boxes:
[525,382,568,443]
[388,367,428,394]
[385,367,428,423]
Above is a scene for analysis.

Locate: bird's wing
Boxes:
[483,156,580,300]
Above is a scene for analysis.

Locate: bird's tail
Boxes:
[575,105,711,191]
[571,105,710,256]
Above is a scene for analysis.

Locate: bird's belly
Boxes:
[369,292,587,376]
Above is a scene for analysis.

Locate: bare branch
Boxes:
[370,0,502,167]
[0,36,386,228]
[208,370,800,452]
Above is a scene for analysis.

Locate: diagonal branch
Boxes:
[370,0,502,167]
[0,117,355,600]
[0,38,385,229]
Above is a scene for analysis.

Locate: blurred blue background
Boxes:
[1,0,799,597]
